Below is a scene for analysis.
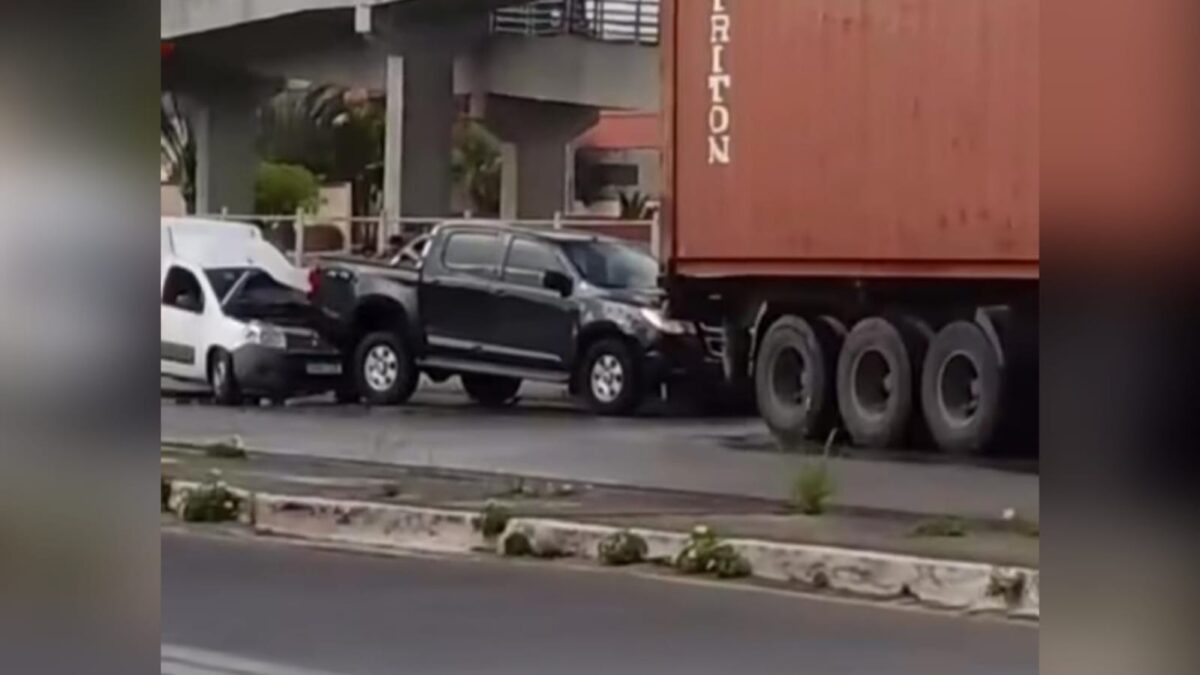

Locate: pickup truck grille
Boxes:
[698,324,725,359]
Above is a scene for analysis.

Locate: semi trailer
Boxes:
[660,0,1038,454]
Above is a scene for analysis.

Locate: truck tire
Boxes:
[208,349,243,406]
[836,317,922,449]
[920,321,1002,455]
[579,338,643,416]
[353,331,418,406]
[461,374,522,408]
[754,315,838,446]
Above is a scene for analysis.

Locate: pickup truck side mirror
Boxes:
[541,270,573,297]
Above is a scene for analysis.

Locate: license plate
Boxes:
[306,362,342,376]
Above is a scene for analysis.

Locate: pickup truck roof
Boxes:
[430,220,622,245]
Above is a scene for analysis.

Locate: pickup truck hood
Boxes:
[596,286,666,308]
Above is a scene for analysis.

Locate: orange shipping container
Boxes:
[662,0,1038,280]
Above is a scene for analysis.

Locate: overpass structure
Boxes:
[162,0,659,223]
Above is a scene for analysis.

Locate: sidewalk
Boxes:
[162,444,1038,568]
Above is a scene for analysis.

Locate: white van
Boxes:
[160,217,345,404]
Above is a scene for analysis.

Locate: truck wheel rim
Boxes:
[591,355,624,403]
[364,345,399,392]
[937,350,980,428]
[851,349,893,419]
[771,347,811,410]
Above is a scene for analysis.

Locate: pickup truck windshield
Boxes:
[561,241,658,290]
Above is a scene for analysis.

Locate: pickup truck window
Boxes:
[443,231,503,275]
[503,237,566,287]
[162,266,204,313]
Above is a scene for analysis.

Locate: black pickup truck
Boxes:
[311,222,721,414]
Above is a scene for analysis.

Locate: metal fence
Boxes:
[491,0,660,46]
[202,210,660,266]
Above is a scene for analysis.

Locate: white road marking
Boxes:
[162,644,350,675]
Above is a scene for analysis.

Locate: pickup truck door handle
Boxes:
[492,287,507,297]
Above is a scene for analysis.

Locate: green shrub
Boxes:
[598,530,649,566]
[477,501,512,539]
[255,161,320,215]
[674,526,751,579]
[790,462,834,515]
[180,476,242,523]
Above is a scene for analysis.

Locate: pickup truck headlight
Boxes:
[244,320,287,349]
[639,308,693,336]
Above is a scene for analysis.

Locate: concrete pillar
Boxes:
[485,96,599,219]
[382,49,455,224]
[499,142,519,220]
[191,90,258,216]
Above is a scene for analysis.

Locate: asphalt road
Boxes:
[161,380,1039,520]
[162,532,1038,675]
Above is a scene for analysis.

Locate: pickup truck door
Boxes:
[420,229,505,361]
[491,237,577,370]
[160,264,209,381]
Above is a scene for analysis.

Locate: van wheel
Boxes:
[354,331,418,406]
[579,338,643,416]
[921,321,1002,455]
[209,349,242,406]
[461,374,522,408]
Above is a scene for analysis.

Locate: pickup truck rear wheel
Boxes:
[461,374,522,408]
[354,331,418,406]
[579,338,643,416]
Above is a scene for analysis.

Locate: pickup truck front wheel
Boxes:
[461,374,522,408]
[354,331,418,406]
[579,338,643,416]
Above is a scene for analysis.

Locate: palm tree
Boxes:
[258,84,385,216]
[160,92,195,212]
[452,119,502,216]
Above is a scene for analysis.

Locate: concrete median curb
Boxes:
[165,482,1038,620]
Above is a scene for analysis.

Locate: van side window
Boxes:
[162,267,204,313]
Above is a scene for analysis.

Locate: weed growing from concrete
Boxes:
[675,526,752,579]
[789,430,836,515]
[180,471,242,523]
[478,500,512,538]
[598,530,649,566]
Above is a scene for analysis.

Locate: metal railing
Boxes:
[203,210,660,265]
[491,0,660,46]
